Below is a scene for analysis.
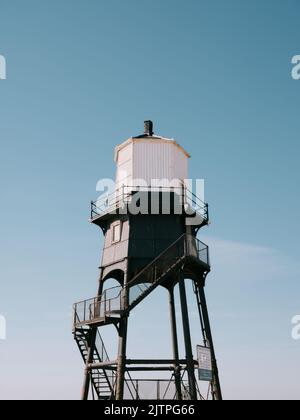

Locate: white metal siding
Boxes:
[133,140,188,186]
[173,145,188,183]
[115,138,189,193]
[115,143,133,190]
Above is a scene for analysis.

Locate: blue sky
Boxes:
[0,0,299,399]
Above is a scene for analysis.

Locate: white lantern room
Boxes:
[114,121,190,194]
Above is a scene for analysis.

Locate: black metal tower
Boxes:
[73,122,222,400]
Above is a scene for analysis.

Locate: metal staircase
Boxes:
[74,321,115,400]
[73,234,212,400]
[74,234,209,328]
[126,252,185,313]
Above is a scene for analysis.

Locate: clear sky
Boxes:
[0,0,299,400]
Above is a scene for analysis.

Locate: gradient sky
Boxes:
[0,0,300,400]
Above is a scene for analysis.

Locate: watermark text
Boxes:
[0,54,6,80]
[0,315,6,340]
[291,55,300,80]
[292,315,300,340]
[94,178,206,226]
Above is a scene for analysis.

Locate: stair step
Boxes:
[94,379,109,382]
[95,383,110,387]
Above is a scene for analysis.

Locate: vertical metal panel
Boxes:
[115,143,133,190]
[133,140,172,184]
[132,140,188,187]
[102,220,130,266]
[173,144,188,182]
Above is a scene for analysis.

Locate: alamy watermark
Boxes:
[94,178,206,226]
[291,55,300,80]
[292,315,300,340]
[0,54,6,80]
[0,314,6,340]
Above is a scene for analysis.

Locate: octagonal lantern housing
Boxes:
[114,133,190,192]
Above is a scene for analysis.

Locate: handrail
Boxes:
[74,286,122,309]
[74,324,116,397]
[90,185,208,221]
[73,235,210,327]
[73,234,186,319]
[95,329,110,363]
[123,378,191,400]
[74,314,111,364]
[74,234,186,320]
[127,233,186,287]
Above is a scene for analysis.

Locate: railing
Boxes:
[93,329,116,395]
[74,312,110,364]
[94,330,116,394]
[74,286,122,327]
[123,378,194,400]
[73,235,210,327]
[185,235,210,267]
[90,185,208,223]
[74,315,116,397]
[91,187,131,218]
[128,235,210,306]
[95,329,110,364]
[128,233,186,305]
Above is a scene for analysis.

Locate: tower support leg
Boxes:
[97,267,104,296]
[169,288,182,400]
[197,283,222,400]
[81,327,97,400]
[115,268,129,400]
[115,316,128,400]
[179,276,197,400]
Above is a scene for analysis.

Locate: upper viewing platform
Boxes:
[91,121,209,228]
[90,185,209,227]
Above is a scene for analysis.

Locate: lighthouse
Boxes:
[73,122,222,400]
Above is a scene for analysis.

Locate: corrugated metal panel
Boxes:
[173,144,188,182]
[115,138,189,192]
[133,139,188,186]
[117,142,133,164]
[115,142,133,189]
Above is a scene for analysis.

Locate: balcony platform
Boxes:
[90,186,209,229]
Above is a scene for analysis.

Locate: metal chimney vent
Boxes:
[144,120,154,136]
